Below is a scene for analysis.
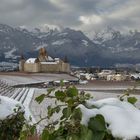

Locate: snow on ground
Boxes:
[85,91,140,107]
[0,75,43,85]
[0,95,23,120]
[0,73,77,85]
[30,88,62,131]
[23,88,37,124]
[79,98,140,139]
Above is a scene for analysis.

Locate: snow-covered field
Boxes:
[0,73,78,85]
[0,96,23,120]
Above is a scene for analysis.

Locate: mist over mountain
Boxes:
[0,24,140,67]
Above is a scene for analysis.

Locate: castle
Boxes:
[19,48,70,73]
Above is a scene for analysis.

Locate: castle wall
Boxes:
[23,63,70,73]
[40,63,60,72]
[61,63,70,73]
[20,59,70,73]
[24,63,40,72]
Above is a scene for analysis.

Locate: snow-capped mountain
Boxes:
[0,23,140,67]
[93,28,140,66]
[0,24,100,66]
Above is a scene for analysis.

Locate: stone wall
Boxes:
[61,62,70,73]
[40,63,60,72]
[24,63,40,72]
[19,61,70,73]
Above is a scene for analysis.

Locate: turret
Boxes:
[19,54,25,72]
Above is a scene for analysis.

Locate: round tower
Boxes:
[19,54,25,72]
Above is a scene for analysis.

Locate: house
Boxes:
[98,70,116,79]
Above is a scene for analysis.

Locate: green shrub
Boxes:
[0,110,25,140]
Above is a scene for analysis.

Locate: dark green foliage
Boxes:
[0,111,25,140]
[35,94,46,104]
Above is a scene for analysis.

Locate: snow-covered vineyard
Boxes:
[0,73,78,86]
[0,80,29,102]
[0,80,35,122]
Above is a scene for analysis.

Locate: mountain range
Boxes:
[0,23,140,67]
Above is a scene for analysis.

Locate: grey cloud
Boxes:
[0,0,140,36]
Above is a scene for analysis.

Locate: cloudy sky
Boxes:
[0,0,140,36]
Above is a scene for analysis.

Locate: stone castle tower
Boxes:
[38,47,48,62]
[19,54,25,71]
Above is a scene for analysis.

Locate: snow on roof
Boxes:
[0,96,23,120]
[78,98,140,139]
[41,62,58,64]
[48,56,54,61]
[26,56,54,64]
[54,58,60,62]
[54,58,60,60]
[26,58,36,63]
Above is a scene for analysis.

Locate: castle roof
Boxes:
[26,58,36,63]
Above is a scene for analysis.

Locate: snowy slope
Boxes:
[0,96,23,120]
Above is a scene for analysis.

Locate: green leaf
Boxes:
[72,108,82,121]
[60,80,64,87]
[71,134,79,140]
[88,114,106,132]
[30,125,36,135]
[47,106,54,118]
[127,97,137,105]
[35,94,46,104]
[41,129,50,140]
[66,135,79,140]
[53,127,64,137]
[47,88,55,94]
[80,125,93,140]
[55,106,61,113]
[67,87,78,97]
[62,107,71,119]
[55,137,65,140]
[92,131,105,140]
[55,90,66,101]
[66,98,74,106]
